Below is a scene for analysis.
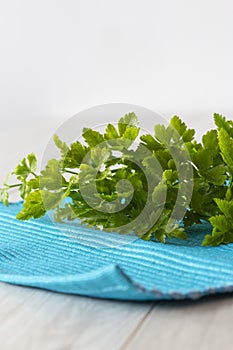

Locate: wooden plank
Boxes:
[124,294,233,350]
[0,282,154,350]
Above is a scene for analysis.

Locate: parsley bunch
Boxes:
[1,113,233,246]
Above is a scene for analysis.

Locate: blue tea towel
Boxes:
[1,202,233,301]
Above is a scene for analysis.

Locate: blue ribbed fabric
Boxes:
[1,202,233,300]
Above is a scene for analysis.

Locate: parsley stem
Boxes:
[8,184,21,188]
[63,169,78,175]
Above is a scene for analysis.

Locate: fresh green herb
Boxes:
[1,112,233,246]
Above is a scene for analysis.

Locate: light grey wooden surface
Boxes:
[1,282,233,350]
[0,282,154,350]
[1,123,233,350]
[125,295,233,350]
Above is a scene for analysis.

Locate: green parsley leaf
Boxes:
[3,112,233,247]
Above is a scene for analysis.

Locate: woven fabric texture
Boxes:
[1,202,233,301]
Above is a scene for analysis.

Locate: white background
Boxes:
[0,0,233,181]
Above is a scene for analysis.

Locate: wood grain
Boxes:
[125,294,233,350]
[0,282,153,350]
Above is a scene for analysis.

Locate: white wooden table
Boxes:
[1,122,233,350]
